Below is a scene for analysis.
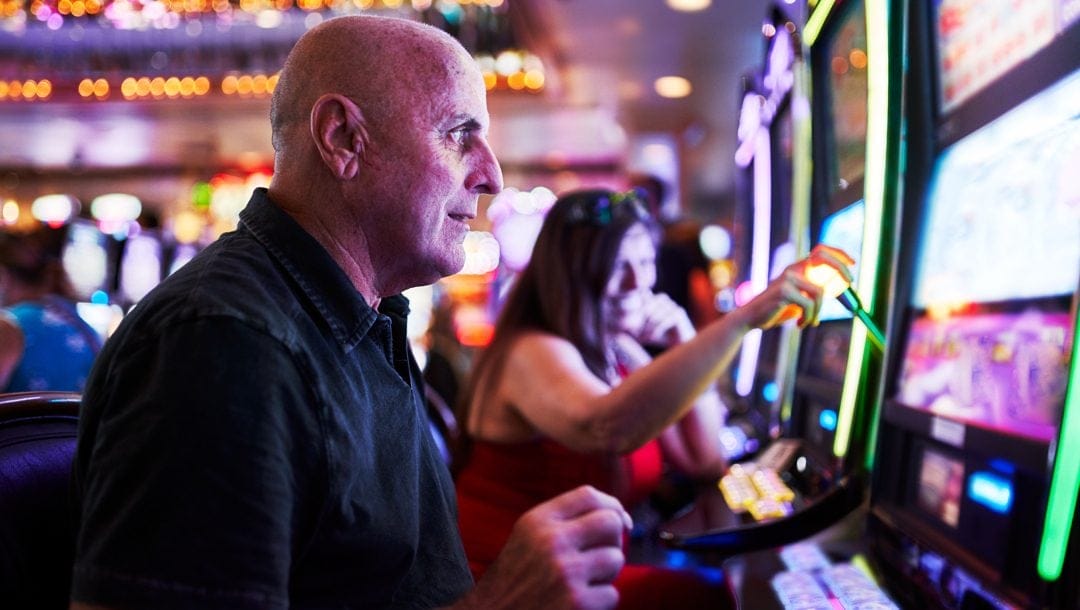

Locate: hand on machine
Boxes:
[805,254,887,352]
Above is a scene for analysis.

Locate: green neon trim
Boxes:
[834,324,866,457]
[782,59,815,426]
[804,0,836,47]
[1038,307,1080,581]
[834,0,888,459]
[791,58,813,257]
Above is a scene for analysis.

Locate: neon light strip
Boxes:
[834,0,888,459]
[735,129,773,397]
[1038,307,1080,581]
[804,0,837,47]
[780,59,815,425]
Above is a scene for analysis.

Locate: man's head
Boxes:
[268,15,503,300]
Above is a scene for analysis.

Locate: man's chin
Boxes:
[436,255,467,281]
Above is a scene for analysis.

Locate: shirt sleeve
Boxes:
[72,316,323,610]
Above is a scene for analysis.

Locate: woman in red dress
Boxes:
[454,188,853,609]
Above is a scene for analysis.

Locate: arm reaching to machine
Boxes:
[502,245,856,456]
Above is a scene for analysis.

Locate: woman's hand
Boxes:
[742,244,856,330]
[629,291,697,348]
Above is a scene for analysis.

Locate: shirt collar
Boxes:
[238,188,409,352]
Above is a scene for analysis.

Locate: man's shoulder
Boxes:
[118,232,302,345]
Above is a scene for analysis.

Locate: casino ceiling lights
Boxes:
[0,0,545,102]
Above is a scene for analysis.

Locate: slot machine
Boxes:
[117,231,163,306]
[710,2,1078,608]
[866,1,1080,606]
[657,0,906,560]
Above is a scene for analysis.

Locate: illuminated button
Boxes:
[751,467,796,503]
[747,496,791,521]
[780,543,832,572]
[771,570,832,609]
[718,464,758,513]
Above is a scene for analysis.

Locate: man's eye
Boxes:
[449,128,471,147]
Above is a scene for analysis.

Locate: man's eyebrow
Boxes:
[446,115,483,130]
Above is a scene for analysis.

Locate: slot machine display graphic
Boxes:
[916,448,964,528]
[898,308,1071,444]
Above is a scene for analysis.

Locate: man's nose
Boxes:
[467,138,503,195]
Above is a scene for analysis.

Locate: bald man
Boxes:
[71,16,630,610]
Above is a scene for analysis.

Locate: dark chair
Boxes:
[0,391,81,609]
[424,384,460,469]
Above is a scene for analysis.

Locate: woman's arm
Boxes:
[498,245,853,455]
[613,331,727,478]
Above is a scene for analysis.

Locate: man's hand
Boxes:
[456,486,631,610]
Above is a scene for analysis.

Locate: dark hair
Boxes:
[456,189,659,444]
[0,225,75,300]
[627,173,667,218]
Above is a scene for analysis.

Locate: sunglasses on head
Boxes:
[565,189,650,226]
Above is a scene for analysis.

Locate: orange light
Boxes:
[236,75,253,96]
[221,75,238,95]
[164,76,181,97]
[506,72,526,90]
[121,77,138,99]
[456,322,494,347]
[523,69,544,90]
[179,76,196,97]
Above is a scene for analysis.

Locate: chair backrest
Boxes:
[424,384,460,468]
[0,391,80,609]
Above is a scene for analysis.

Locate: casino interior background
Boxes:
[2,1,1079,608]
[0,0,779,343]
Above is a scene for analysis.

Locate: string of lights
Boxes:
[0,0,545,103]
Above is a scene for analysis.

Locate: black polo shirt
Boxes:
[72,188,472,609]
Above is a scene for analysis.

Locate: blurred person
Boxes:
[71,16,632,610]
[423,294,470,409]
[454,188,853,609]
[628,173,717,327]
[0,226,102,393]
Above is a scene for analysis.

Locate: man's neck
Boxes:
[267,188,381,308]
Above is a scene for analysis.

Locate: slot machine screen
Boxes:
[788,199,865,452]
[62,220,111,301]
[824,0,868,200]
[816,199,864,323]
[896,67,1080,443]
[915,446,965,528]
[935,0,1058,114]
[118,232,162,304]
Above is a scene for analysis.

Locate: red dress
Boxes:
[456,437,733,609]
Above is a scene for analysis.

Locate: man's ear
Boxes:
[310,93,369,180]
